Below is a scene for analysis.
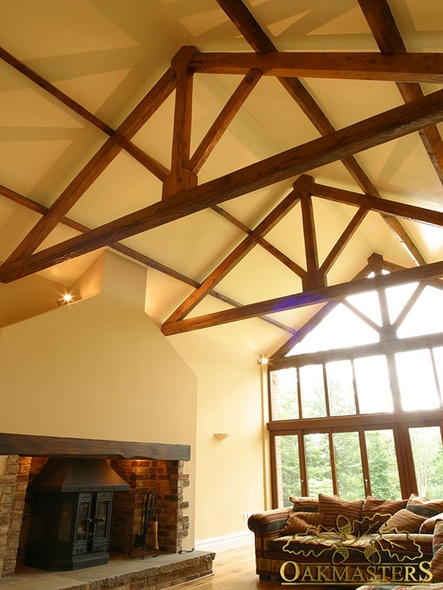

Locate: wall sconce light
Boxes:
[257,354,268,366]
[214,433,229,441]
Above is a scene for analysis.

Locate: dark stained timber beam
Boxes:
[216,0,428,268]
[189,52,443,84]
[2,87,443,283]
[0,432,190,461]
[312,182,443,227]
[161,259,443,335]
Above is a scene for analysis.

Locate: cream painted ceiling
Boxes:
[0,0,443,356]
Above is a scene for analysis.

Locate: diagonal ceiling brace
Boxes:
[2,87,443,283]
[165,176,307,324]
[161,259,443,336]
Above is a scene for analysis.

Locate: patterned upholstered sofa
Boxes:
[248,494,443,587]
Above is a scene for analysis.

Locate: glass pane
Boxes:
[346,291,382,327]
[333,432,364,500]
[287,304,379,356]
[270,368,299,420]
[397,286,443,338]
[410,427,443,498]
[326,360,356,416]
[365,430,401,499]
[299,364,326,418]
[76,500,91,542]
[274,435,301,507]
[385,282,420,325]
[95,498,110,540]
[354,356,393,413]
[395,350,440,411]
[305,433,333,496]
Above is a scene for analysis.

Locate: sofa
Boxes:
[248,493,443,587]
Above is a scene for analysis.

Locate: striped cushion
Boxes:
[420,513,443,534]
[282,511,324,535]
[289,496,318,512]
[379,508,426,533]
[407,494,443,518]
[318,494,363,533]
[433,519,443,554]
[360,496,407,533]
[431,545,443,583]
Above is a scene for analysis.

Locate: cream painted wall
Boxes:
[0,252,198,541]
[169,332,269,545]
[0,251,270,548]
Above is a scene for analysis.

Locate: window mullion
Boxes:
[386,352,402,413]
[358,429,371,496]
[329,430,338,495]
[394,424,417,497]
[299,433,308,496]
[430,347,443,407]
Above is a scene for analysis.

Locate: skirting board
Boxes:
[195,531,253,552]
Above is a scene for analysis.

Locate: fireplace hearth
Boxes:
[25,458,130,571]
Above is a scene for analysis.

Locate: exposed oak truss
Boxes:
[1,0,443,358]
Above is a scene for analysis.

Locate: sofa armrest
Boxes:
[248,507,291,536]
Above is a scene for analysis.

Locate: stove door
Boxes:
[91,491,112,552]
[73,492,93,555]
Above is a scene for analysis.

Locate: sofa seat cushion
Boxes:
[269,532,381,565]
[269,532,433,566]
[376,533,433,561]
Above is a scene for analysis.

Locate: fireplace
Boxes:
[25,458,130,571]
[0,432,209,586]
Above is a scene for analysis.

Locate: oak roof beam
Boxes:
[357,0,443,185]
[161,259,443,336]
[166,177,306,324]
[2,67,177,264]
[312,182,443,227]
[189,51,443,84]
[2,87,443,284]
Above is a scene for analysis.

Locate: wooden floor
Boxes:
[180,543,281,590]
[180,544,343,590]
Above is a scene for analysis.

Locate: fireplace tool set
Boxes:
[129,491,159,559]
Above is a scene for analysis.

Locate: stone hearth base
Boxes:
[0,551,215,590]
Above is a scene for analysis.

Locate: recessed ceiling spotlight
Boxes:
[57,293,73,306]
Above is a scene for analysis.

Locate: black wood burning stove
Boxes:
[25,458,129,571]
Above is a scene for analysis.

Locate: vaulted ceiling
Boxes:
[1,0,443,357]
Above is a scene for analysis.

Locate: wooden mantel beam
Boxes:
[161,258,443,335]
[2,87,443,283]
[189,52,443,84]
[0,432,190,461]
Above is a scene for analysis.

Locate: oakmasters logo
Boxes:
[279,513,433,586]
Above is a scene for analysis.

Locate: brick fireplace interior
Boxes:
[0,433,197,581]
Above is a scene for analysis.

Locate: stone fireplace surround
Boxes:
[0,433,215,589]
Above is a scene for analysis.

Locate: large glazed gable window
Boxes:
[268,275,443,507]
